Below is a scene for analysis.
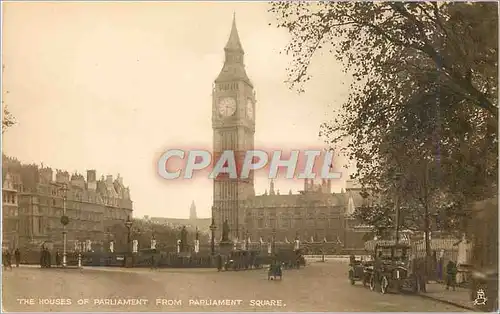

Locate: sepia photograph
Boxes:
[1,1,498,312]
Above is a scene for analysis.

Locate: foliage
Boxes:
[269,2,498,233]
[2,65,15,133]
[269,2,497,114]
[353,204,393,238]
[2,103,15,133]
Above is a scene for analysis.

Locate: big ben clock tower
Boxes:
[212,15,256,241]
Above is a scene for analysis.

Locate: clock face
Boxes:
[246,99,254,119]
[218,97,236,117]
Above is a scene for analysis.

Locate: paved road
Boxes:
[2,261,466,312]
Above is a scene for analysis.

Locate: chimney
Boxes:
[304,179,308,192]
[117,173,123,185]
[55,170,70,183]
[39,167,53,183]
[87,170,96,183]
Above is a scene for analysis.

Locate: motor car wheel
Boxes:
[380,276,389,294]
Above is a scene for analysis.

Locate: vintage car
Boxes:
[348,256,372,286]
[368,244,421,294]
[275,249,305,269]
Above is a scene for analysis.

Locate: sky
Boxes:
[2,2,353,219]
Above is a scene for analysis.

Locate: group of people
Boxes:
[2,248,21,270]
[40,247,63,268]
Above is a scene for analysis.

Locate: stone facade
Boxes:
[210,17,369,250]
[2,155,133,249]
[2,172,19,249]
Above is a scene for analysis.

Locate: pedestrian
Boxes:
[437,256,444,282]
[14,248,21,267]
[150,255,156,270]
[349,254,356,266]
[5,250,13,270]
[446,260,457,291]
[40,247,45,268]
[55,250,61,267]
[45,248,52,268]
[2,250,8,270]
[216,254,222,272]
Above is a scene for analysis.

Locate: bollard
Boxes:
[78,254,82,268]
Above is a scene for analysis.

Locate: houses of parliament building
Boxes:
[2,155,133,250]
[211,16,370,249]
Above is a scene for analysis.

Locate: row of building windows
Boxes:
[247,218,341,229]
[19,202,128,218]
[19,205,103,221]
[247,211,342,217]
[27,217,103,236]
[3,193,17,204]
[46,219,101,231]
[37,194,123,207]
[3,208,18,217]
[218,82,239,91]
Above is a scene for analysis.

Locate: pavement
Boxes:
[420,282,477,311]
[2,261,473,312]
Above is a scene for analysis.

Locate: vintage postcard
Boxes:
[1,1,498,312]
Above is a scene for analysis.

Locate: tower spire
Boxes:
[225,13,243,52]
[190,200,197,220]
[215,14,252,86]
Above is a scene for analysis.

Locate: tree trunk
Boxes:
[424,204,431,257]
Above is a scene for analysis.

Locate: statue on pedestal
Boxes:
[180,226,188,252]
[221,219,230,242]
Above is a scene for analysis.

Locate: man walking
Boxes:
[150,254,157,270]
[55,250,61,267]
[216,254,223,272]
[14,248,21,267]
[40,247,45,268]
[4,250,13,270]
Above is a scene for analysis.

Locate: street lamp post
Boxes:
[58,183,69,267]
[125,216,133,253]
[209,218,217,255]
[322,238,326,263]
[271,228,276,255]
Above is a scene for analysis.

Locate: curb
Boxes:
[417,293,479,312]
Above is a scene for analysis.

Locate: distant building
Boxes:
[189,200,197,220]
[150,201,211,232]
[2,172,19,249]
[2,155,133,249]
